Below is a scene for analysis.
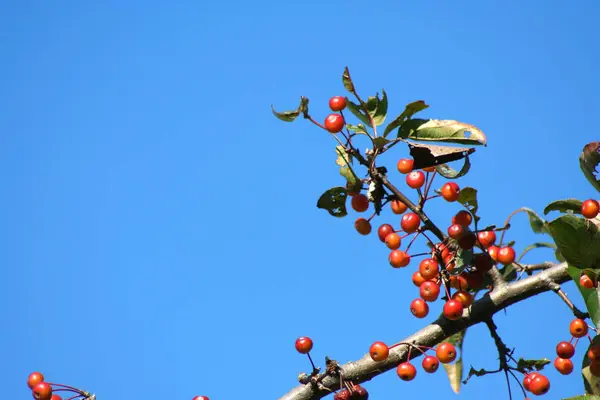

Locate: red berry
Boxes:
[452,290,473,307]
[588,346,600,362]
[351,194,369,212]
[422,355,440,373]
[354,218,372,235]
[487,245,499,261]
[458,232,477,250]
[436,342,457,363]
[412,271,426,287]
[449,274,468,290]
[570,318,589,338]
[389,250,411,268]
[441,182,460,202]
[51,395,62,400]
[419,258,439,280]
[396,362,417,381]
[554,357,573,375]
[452,210,472,226]
[443,300,464,320]
[397,158,414,174]
[353,384,368,399]
[401,212,421,233]
[582,199,600,219]
[377,224,394,242]
[295,337,313,354]
[477,230,497,248]
[556,341,575,359]
[529,373,550,395]
[27,372,44,389]
[32,382,52,400]
[192,397,209,400]
[410,298,429,318]
[406,171,425,189]
[324,114,345,133]
[420,281,440,302]
[523,373,535,391]
[432,242,451,259]
[329,96,347,111]
[369,341,389,362]
[581,273,596,289]
[391,200,408,214]
[447,224,465,239]
[497,246,516,265]
[385,232,402,250]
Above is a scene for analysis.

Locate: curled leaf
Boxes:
[317,187,348,217]
[383,100,429,138]
[342,66,355,92]
[580,142,600,193]
[457,187,480,224]
[271,96,309,122]
[521,207,550,234]
[516,358,550,372]
[544,199,584,215]
[549,214,600,270]
[399,119,487,146]
[443,330,466,393]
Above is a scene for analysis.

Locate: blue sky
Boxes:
[1,1,598,399]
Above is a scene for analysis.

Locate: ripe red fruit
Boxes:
[477,230,497,248]
[192,397,209,400]
[401,212,421,233]
[420,281,440,302]
[369,341,390,362]
[406,171,425,189]
[377,224,394,242]
[497,246,516,265]
[329,96,347,111]
[582,199,600,219]
[389,250,410,268]
[441,182,460,202]
[412,271,426,287]
[51,395,62,400]
[529,373,550,395]
[423,166,436,172]
[295,337,313,354]
[397,158,414,174]
[449,274,468,290]
[436,342,457,363]
[419,258,439,280]
[410,298,429,318]
[581,273,596,289]
[443,300,464,320]
[452,290,473,307]
[324,114,345,133]
[556,341,575,359]
[523,373,536,391]
[354,218,372,235]
[487,245,499,261]
[391,200,408,214]
[351,194,369,212]
[396,362,417,381]
[443,254,456,271]
[447,224,465,239]
[432,242,451,259]
[28,372,45,389]
[458,232,477,250]
[452,210,472,226]
[554,357,573,375]
[570,318,589,338]
[32,382,53,400]
[422,355,440,373]
[353,385,368,399]
[385,232,402,250]
[333,389,351,400]
[473,253,494,272]
[588,346,600,362]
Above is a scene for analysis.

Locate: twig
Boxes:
[549,284,589,320]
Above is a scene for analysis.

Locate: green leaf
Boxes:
[382,100,429,138]
[271,96,309,122]
[548,214,600,270]
[583,335,600,394]
[435,157,471,179]
[556,249,567,263]
[463,366,489,383]
[342,66,355,92]
[499,263,517,282]
[544,199,584,215]
[516,358,551,372]
[316,187,348,217]
[517,242,557,263]
[580,142,600,193]
[522,207,550,234]
[443,330,466,393]
[346,100,372,126]
[335,146,358,185]
[346,124,369,135]
[398,119,487,146]
[457,187,480,224]
[371,89,388,126]
[567,265,600,329]
[371,137,390,149]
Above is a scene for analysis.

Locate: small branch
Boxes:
[487,266,508,289]
[515,262,556,274]
[550,284,589,320]
[278,263,571,400]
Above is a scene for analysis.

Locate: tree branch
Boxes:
[278,262,571,400]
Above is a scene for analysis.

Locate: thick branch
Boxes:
[278,262,570,400]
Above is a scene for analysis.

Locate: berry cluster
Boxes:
[26,372,90,400]
[553,318,597,377]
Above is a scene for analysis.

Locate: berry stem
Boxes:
[306,353,317,372]
[47,383,86,395]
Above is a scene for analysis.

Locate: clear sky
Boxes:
[1,1,598,399]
